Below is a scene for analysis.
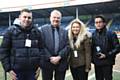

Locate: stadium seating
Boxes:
[109,16,120,31]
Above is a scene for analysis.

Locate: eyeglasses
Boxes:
[95,21,103,24]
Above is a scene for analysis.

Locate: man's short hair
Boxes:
[20,8,32,14]
[50,10,62,17]
[95,15,106,23]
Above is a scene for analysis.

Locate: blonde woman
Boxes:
[68,19,91,80]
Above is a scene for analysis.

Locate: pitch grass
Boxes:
[85,72,120,80]
[0,62,6,80]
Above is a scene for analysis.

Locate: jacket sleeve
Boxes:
[40,28,52,59]
[37,30,44,53]
[108,32,120,57]
[0,29,12,72]
[84,35,91,70]
[58,31,70,59]
[58,42,70,59]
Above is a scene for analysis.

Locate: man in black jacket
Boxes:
[0,9,43,80]
[92,15,120,80]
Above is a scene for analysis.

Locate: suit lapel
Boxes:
[59,28,64,46]
[47,25,54,46]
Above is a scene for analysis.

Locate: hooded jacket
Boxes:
[68,19,91,71]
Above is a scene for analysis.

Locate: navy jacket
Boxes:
[0,25,43,72]
[92,28,120,66]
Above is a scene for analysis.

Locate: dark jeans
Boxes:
[14,69,36,80]
[70,66,88,80]
[42,68,66,80]
[95,65,113,80]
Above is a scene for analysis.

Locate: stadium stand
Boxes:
[109,16,120,31]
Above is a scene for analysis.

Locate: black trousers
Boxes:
[70,66,88,80]
[95,65,113,80]
[42,67,66,80]
[14,69,36,80]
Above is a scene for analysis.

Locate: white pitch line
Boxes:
[88,73,95,80]
[113,69,120,73]
[66,72,71,77]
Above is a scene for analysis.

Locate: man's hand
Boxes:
[98,53,106,59]
[50,56,61,65]
[9,70,17,80]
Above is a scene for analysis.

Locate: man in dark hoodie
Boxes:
[0,9,43,80]
[92,15,120,80]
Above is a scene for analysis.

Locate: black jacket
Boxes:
[92,28,120,66]
[0,25,43,72]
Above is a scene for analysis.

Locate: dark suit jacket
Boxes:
[40,24,70,71]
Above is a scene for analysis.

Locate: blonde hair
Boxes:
[68,19,88,49]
